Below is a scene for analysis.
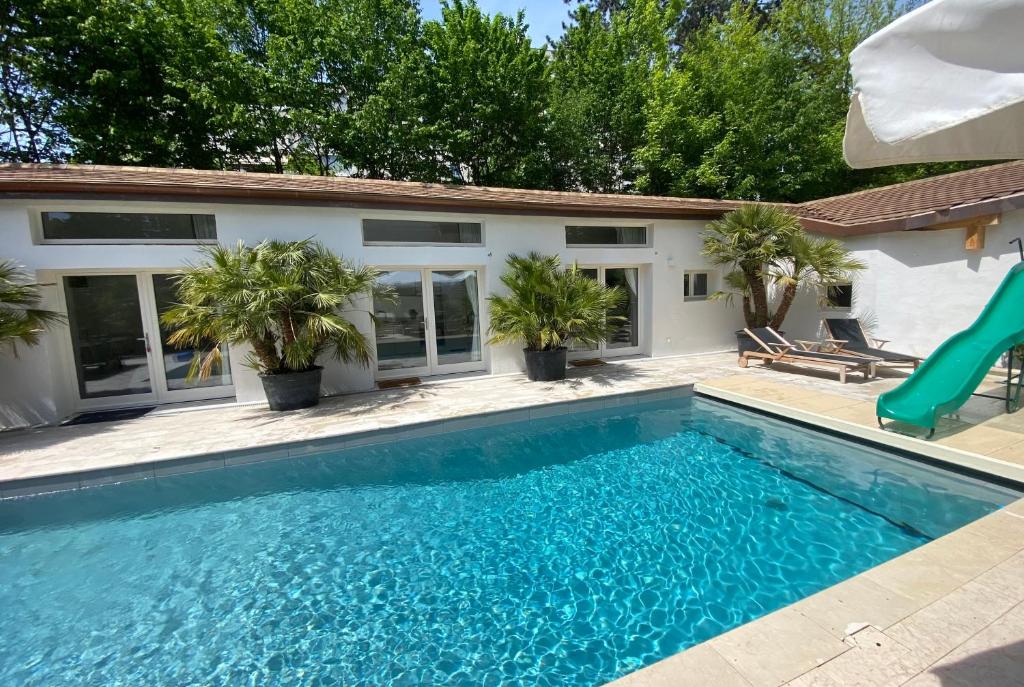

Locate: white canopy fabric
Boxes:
[843,0,1024,169]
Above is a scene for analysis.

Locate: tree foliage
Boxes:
[2,0,973,200]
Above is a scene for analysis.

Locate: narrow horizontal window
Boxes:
[362,219,482,245]
[41,211,216,241]
[826,283,853,309]
[684,271,710,301]
[565,225,647,246]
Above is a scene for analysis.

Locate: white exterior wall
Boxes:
[784,211,1024,357]
[0,199,741,429]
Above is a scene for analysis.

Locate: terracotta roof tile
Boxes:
[796,161,1024,229]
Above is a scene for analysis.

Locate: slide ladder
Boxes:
[877,261,1024,436]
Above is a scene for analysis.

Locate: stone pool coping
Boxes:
[0,385,692,498]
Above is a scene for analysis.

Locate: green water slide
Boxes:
[877,262,1024,435]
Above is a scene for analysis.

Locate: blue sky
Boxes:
[419,1,573,46]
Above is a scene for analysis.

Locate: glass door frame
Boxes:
[567,264,645,360]
[372,266,487,380]
[53,269,236,412]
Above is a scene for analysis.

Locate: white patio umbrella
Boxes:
[843,0,1024,168]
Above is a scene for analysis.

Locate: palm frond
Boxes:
[160,240,381,377]
[487,253,625,351]
[0,260,65,355]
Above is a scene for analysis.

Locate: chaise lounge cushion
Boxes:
[824,319,920,362]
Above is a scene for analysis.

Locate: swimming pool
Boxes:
[0,395,1017,686]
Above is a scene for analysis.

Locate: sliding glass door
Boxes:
[373,269,484,378]
[61,273,235,410]
[568,266,643,359]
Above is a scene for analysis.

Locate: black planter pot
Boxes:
[523,348,568,381]
[260,367,323,411]
[736,329,783,356]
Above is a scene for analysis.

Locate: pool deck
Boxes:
[2,350,1024,685]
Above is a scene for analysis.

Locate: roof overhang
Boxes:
[799,192,1024,237]
[0,167,739,221]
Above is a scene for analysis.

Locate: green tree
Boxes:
[415,0,549,186]
[638,0,903,201]
[29,0,226,168]
[0,0,68,162]
[547,0,668,192]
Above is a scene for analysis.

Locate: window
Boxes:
[41,211,216,242]
[826,283,853,309]
[565,225,647,246]
[362,219,482,245]
[684,271,710,301]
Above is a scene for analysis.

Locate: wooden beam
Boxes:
[965,224,986,251]
[920,213,1001,232]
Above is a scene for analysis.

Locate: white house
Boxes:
[1,162,1022,429]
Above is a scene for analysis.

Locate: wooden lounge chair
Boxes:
[739,327,876,383]
[823,318,921,369]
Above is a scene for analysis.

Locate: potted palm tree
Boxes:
[701,205,865,354]
[0,260,63,354]
[488,253,625,381]
[161,239,381,411]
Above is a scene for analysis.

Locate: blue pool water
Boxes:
[0,397,1018,686]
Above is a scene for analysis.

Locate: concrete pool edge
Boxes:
[0,385,693,498]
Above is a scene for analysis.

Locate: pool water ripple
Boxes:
[0,398,1016,686]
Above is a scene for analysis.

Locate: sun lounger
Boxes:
[739,327,876,383]
[823,318,921,369]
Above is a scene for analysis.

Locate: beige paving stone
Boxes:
[938,426,1024,455]
[971,550,1024,601]
[824,402,885,426]
[863,526,1017,604]
[710,607,850,687]
[955,510,1024,558]
[906,602,1024,687]
[987,441,1024,465]
[793,576,923,639]
[783,626,922,687]
[702,374,760,390]
[606,644,752,687]
[883,574,1020,667]
[772,393,866,414]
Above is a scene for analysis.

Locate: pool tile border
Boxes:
[0,386,689,499]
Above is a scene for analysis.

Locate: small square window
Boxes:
[684,271,710,301]
[826,283,853,309]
